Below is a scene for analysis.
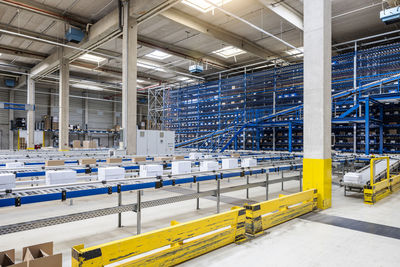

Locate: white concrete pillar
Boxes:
[9,90,14,150]
[59,50,70,151]
[122,1,138,155]
[27,75,35,149]
[303,0,332,209]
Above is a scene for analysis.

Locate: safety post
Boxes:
[244,189,317,236]
[364,157,391,204]
[71,207,246,267]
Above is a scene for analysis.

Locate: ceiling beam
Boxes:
[161,8,275,60]
[138,35,229,69]
[258,0,303,30]
[0,44,47,60]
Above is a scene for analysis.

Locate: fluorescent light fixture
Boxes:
[0,53,2,56]
[212,46,245,58]
[285,47,303,58]
[146,50,171,60]
[78,53,106,63]
[137,62,166,72]
[137,79,146,83]
[181,0,232,13]
[72,83,104,91]
[177,76,195,83]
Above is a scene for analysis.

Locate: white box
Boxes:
[204,155,213,159]
[222,158,238,169]
[140,164,163,177]
[46,170,77,185]
[343,172,363,184]
[5,162,24,168]
[200,161,219,172]
[98,167,125,181]
[241,158,257,168]
[0,173,16,189]
[189,153,203,160]
[171,161,192,175]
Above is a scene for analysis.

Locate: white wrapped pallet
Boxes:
[5,162,24,168]
[343,172,363,184]
[140,164,163,177]
[171,161,192,175]
[98,167,125,181]
[200,161,219,172]
[46,170,77,185]
[189,152,203,160]
[222,158,238,169]
[0,173,16,189]
[241,158,257,167]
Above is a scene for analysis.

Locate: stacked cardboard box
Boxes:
[173,155,185,160]
[106,158,122,164]
[0,173,16,189]
[43,115,52,131]
[171,161,191,175]
[132,156,147,163]
[79,158,97,165]
[46,170,77,185]
[45,160,65,167]
[1,242,62,266]
[19,138,27,150]
[72,140,81,148]
[241,158,257,167]
[140,165,163,177]
[222,158,238,169]
[98,167,125,181]
[83,140,98,149]
[200,161,219,172]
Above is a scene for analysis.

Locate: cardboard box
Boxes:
[171,161,191,175]
[231,153,240,158]
[79,158,97,165]
[173,155,185,160]
[52,122,58,130]
[106,158,122,164]
[131,156,147,163]
[22,242,62,267]
[45,160,65,167]
[72,140,81,148]
[389,129,397,135]
[154,156,172,162]
[83,140,98,149]
[0,249,27,266]
[98,167,125,181]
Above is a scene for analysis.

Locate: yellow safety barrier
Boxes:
[390,174,400,193]
[244,189,318,236]
[71,206,246,267]
[364,157,391,204]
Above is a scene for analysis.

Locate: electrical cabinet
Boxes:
[136,130,175,156]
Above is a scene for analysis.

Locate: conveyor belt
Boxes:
[0,162,302,208]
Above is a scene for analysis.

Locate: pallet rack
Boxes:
[164,39,400,155]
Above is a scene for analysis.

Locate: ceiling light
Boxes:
[212,46,246,58]
[78,53,107,63]
[137,79,146,83]
[137,62,166,72]
[182,0,232,13]
[285,47,303,58]
[177,76,195,83]
[72,83,104,91]
[146,50,171,60]
[0,53,2,56]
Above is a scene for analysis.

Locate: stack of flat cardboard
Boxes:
[72,140,81,148]
[79,158,97,165]
[83,140,98,149]
[140,165,163,177]
[132,156,147,163]
[98,167,125,181]
[173,155,185,160]
[0,173,15,189]
[106,158,122,164]
[45,170,77,185]
[200,161,219,172]
[171,161,191,175]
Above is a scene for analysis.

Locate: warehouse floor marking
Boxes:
[163,186,258,206]
[301,213,400,240]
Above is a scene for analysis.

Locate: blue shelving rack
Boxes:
[165,40,400,155]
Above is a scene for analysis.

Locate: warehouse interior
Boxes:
[1,0,400,266]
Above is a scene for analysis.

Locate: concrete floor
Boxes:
[1,172,399,266]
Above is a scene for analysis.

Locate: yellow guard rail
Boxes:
[245,189,318,236]
[364,157,390,204]
[72,206,246,267]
